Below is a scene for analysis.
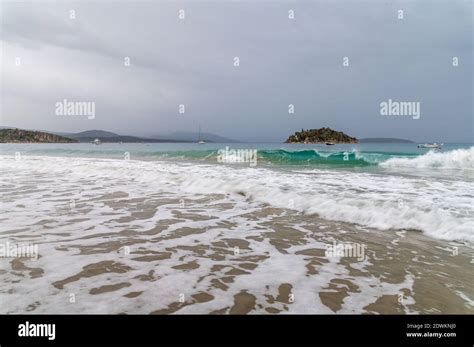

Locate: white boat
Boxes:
[417,143,442,149]
[93,138,102,145]
[198,125,205,144]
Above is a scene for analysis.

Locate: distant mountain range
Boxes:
[60,130,240,143]
[0,127,239,143]
[56,130,187,143]
[0,128,77,143]
[0,127,415,144]
[157,131,240,143]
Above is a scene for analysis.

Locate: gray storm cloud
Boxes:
[0,0,472,142]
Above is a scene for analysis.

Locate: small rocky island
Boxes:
[0,129,77,143]
[285,127,358,144]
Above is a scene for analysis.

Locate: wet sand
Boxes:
[1,193,473,314]
[0,156,473,314]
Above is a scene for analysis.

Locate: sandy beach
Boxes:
[1,153,472,314]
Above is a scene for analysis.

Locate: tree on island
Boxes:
[285,127,358,144]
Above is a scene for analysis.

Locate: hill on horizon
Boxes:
[285,127,358,144]
[63,130,239,143]
[0,127,240,143]
[0,128,189,143]
[153,131,240,143]
[0,127,420,144]
[63,130,187,143]
[0,128,77,143]
[65,130,120,138]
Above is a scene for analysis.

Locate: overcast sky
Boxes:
[1,0,472,142]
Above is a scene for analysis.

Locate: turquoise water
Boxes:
[0,142,471,168]
[1,142,473,242]
[1,145,472,314]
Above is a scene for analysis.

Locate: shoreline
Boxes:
[0,153,473,314]
[1,191,472,314]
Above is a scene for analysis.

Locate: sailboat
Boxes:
[198,125,205,144]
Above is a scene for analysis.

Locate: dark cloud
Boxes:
[1,0,472,142]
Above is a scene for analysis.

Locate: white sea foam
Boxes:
[1,154,472,314]
[379,147,474,170]
[1,154,472,243]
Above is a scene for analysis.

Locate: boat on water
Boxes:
[325,142,335,146]
[198,125,205,144]
[92,138,102,145]
[417,143,443,149]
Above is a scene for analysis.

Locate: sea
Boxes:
[0,142,473,314]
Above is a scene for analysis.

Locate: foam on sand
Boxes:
[1,154,472,243]
[1,154,473,314]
